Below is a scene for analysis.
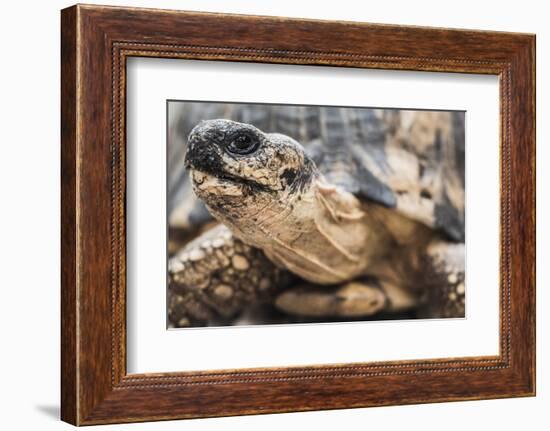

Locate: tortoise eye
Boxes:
[226,133,260,155]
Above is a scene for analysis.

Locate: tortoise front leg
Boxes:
[168,224,292,327]
[419,240,465,318]
[274,277,418,319]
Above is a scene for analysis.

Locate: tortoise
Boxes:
[167,103,465,327]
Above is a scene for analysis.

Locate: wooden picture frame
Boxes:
[61,4,535,425]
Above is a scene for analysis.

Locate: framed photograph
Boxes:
[61,4,535,425]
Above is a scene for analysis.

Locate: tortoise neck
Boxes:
[254,177,394,284]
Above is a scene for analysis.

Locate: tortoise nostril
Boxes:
[420,189,432,199]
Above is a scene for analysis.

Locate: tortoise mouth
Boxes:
[190,169,270,193]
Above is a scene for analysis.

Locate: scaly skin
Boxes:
[168,224,292,327]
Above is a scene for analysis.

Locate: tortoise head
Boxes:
[184,119,393,285]
[185,119,316,226]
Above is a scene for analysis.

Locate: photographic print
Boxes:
[167,102,465,328]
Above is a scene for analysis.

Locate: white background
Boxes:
[127,59,499,373]
[0,0,547,430]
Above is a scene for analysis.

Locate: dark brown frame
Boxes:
[61,4,535,425]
